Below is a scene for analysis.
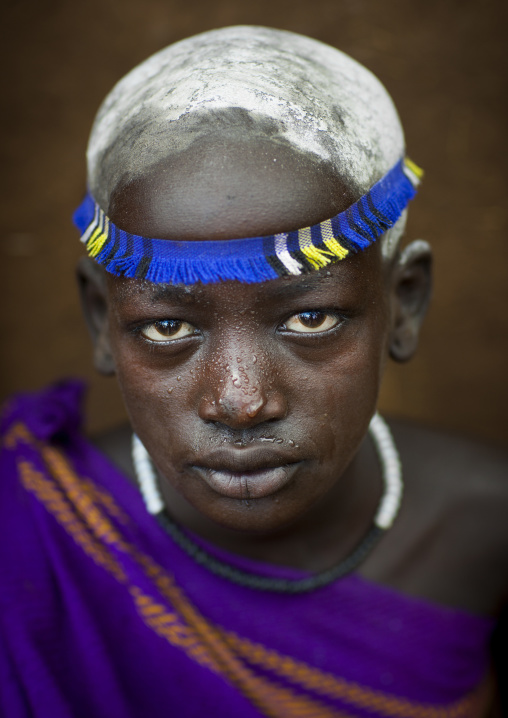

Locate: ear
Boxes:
[76,257,116,375]
[389,240,433,362]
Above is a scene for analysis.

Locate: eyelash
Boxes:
[133,310,345,345]
[134,320,199,344]
[279,310,344,335]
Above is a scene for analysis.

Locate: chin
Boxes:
[187,483,318,537]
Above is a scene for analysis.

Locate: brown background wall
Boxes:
[1,0,507,445]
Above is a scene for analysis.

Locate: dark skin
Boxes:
[78,137,508,711]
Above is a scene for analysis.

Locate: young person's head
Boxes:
[78,26,431,536]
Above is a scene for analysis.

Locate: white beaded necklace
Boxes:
[132,413,403,592]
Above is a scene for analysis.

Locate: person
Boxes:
[1,25,507,717]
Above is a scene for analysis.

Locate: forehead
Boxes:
[108,131,356,244]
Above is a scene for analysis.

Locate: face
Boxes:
[105,248,390,534]
[81,135,430,537]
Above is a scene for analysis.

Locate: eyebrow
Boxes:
[263,274,342,301]
[128,271,345,307]
[168,275,336,298]
[149,284,198,303]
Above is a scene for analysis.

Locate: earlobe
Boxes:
[76,257,116,375]
[389,240,433,363]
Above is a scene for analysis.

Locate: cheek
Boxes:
[108,331,193,445]
[294,322,388,466]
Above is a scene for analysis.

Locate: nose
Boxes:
[198,353,287,429]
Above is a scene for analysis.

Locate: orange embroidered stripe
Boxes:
[4,422,33,450]
[224,634,478,718]
[129,586,218,671]
[80,479,132,525]
[137,556,345,718]
[18,460,126,583]
[41,446,134,550]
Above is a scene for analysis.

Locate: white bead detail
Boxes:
[369,413,403,529]
[132,434,164,515]
[132,412,403,530]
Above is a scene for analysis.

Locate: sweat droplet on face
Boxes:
[167,387,174,394]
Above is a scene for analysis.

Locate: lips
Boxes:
[190,447,302,500]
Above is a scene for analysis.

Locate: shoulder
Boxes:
[389,417,508,508]
[388,417,508,612]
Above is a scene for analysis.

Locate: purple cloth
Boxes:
[0,381,495,717]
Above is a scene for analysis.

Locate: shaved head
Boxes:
[86,26,407,258]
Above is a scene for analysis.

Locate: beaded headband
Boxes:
[73,157,422,285]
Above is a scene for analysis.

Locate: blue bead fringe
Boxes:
[73,158,421,285]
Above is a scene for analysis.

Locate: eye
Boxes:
[140,319,197,342]
[282,311,340,334]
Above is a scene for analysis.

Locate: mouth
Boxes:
[190,448,302,500]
